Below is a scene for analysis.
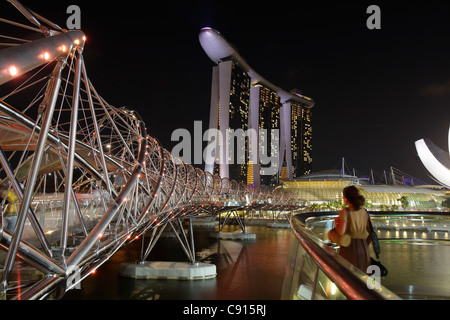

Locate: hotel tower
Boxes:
[199,28,314,187]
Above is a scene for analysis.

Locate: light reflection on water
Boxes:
[379,239,450,299]
[376,226,450,299]
[63,225,292,300]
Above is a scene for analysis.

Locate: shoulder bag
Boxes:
[327,209,351,247]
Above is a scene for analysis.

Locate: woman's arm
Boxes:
[335,209,347,235]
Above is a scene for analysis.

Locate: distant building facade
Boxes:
[200,28,314,186]
[289,96,313,178]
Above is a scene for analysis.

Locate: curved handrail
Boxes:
[288,213,400,300]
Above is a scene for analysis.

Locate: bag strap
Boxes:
[365,209,373,233]
[366,209,381,258]
[343,208,350,234]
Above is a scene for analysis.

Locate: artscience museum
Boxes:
[415,126,450,189]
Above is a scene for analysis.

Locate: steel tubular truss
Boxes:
[0,1,303,299]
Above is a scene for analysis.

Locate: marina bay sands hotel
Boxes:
[199,28,315,187]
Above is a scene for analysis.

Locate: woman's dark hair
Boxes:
[343,186,365,210]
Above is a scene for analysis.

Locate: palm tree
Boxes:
[398,196,409,210]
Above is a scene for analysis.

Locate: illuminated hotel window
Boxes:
[227,62,250,182]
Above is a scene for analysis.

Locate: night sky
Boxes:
[4,1,450,184]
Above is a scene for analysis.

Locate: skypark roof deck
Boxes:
[199,27,314,107]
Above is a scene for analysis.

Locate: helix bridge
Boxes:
[0,1,302,299]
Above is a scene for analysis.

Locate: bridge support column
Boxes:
[211,210,256,240]
[119,218,216,280]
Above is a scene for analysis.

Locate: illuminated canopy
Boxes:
[415,126,450,188]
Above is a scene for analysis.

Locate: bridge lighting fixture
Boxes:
[39,51,51,61]
[8,65,18,76]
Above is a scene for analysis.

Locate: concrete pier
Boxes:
[191,216,218,227]
[210,231,256,240]
[267,221,291,229]
[118,261,217,280]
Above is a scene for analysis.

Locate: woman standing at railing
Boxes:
[335,186,371,273]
